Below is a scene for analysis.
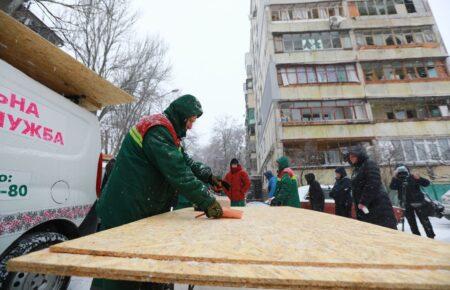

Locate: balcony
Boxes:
[274,50,357,65]
[282,120,450,141]
[365,81,450,98]
[280,100,370,125]
[358,45,445,62]
[277,63,366,100]
[284,140,371,168]
[279,85,365,100]
[371,97,450,122]
[362,59,450,98]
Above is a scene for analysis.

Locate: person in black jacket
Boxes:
[305,173,325,212]
[347,146,397,229]
[390,165,435,238]
[330,167,352,218]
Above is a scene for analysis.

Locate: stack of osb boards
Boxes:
[8,207,450,289]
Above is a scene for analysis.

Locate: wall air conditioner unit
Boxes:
[329,16,346,29]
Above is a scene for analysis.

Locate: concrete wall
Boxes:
[365,81,450,98]
[275,50,358,65]
[282,120,450,140]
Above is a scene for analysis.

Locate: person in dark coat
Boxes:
[347,146,397,229]
[305,173,324,212]
[101,158,116,190]
[390,165,435,238]
[330,167,352,218]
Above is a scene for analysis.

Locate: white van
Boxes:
[0,11,132,290]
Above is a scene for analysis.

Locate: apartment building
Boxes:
[245,52,258,177]
[246,0,450,197]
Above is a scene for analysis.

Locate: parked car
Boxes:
[298,184,338,214]
[298,185,404,223]
[441,190,450,220]
[0,16,131,289]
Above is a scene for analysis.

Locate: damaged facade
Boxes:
[246,0,450,199]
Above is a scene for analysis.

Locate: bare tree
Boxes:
[31,0,171,155]
[183,128,200,157]
[100,37,171,154]
[196,116,246,177]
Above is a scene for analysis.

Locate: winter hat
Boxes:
[230,158,239,166]
[395,164,409,176]
[335,166,347,178]
[264,171,273,179]
[163,94,203,139]
[347,145,368,166]
[276,156,290,171]
[305,173,315,184]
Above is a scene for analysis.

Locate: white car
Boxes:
[0,27,131,289]
[441,190,450,220]
[298,185,334,202]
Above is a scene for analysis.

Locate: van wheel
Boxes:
[1,232,70,290]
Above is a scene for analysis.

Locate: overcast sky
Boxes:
[133,0,450,145]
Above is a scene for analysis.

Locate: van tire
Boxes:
[1,232,70,290]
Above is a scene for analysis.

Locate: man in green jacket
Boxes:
[271,156,300,208]
[92,95,223,290]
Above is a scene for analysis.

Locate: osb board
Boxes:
[0,10,134,110]
[8,249,450,289]
[51,207,450,270]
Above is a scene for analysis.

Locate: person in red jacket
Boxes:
[223,158,251,207]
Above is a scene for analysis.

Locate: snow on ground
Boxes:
[399,217,450,242]
[68,217,450,290]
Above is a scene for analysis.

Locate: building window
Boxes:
[362,59,448,82]
[271,1,345,21]
[280,100,368,123]
[378,138,450,163]
[350,0,426,17]
[372,99,450,120]
[246,79,253,90]
[355,26,436,47]
[274,31,351,53]
[285,141,370,167]
[246,108,255,125]
[278,64,359,86]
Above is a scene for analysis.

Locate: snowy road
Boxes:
[68,217,450,290]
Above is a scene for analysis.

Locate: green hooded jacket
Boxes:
[96,95,216,230]
[272,156,300,208]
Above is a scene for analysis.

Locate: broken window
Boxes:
[279,100,368,124]
[353,0,426,16]
[274,31,350,53]
[354,26,436,47]
[357,1,369,15]
[271,2,345,22]
[404,0,416,13]
[426,61,438,78]
[374,98,449,120]
[393,62,406,80]
[362,59,448,82]
[271,10,280,21]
